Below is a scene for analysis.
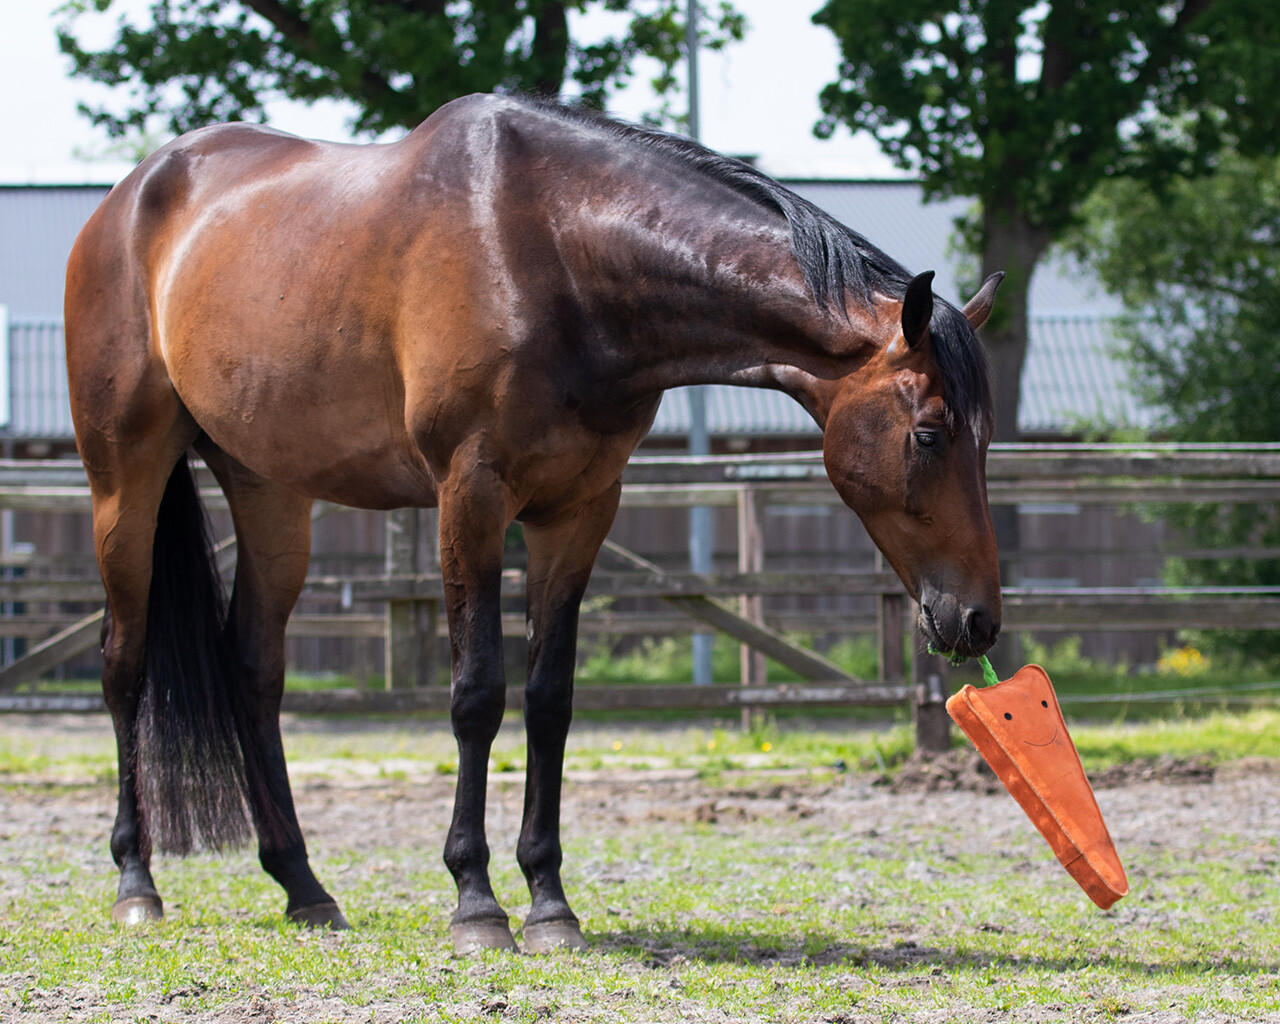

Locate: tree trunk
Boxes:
[979,199,1050,444]
[531,2,571,97]
[980,199,1050,675]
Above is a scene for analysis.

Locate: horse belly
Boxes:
[167,324,435,509]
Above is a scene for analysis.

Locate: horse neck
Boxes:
[565,192,883,425]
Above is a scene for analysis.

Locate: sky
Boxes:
[1,0,902,183]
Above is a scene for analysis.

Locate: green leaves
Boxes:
[57,0,746,143]
[1077,152,1280,661]
[812,0,1280,232]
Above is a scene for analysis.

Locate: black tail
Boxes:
[135,457,252,855]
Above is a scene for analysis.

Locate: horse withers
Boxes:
[65,93,1002,952]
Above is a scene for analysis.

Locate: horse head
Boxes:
[822,271,1004,658]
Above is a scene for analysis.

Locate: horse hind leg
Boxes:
[94,474,171,925]
[89,426,251,924]
[197,443,347,928]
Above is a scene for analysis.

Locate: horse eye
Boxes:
[914,430,939,449]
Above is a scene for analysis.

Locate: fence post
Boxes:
[737,486,768,685]
[384,507,439,690]
[878,591,907,688]
[737,486,768,728]
[912,617,952,754]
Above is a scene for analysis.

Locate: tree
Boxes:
[1076,153,1280,661]
[56,0,745,140]
[811,0,1280,443]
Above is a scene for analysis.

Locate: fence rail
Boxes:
[2,444,1279,744]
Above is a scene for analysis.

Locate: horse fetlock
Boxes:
[258,839,309,879]
[443,841,493,891]
[516,836,563,883]
[109,822,148,869]
[260,841,337,912]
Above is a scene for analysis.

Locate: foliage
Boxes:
[810,0,1280,440]
[813,0,1277,231]
[55,0,746,140]
[1075,152,1280,661]
[576,632,880,686]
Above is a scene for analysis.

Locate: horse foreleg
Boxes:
[438,469,517,953]
[201,448,347,928]
[517,483,622,953]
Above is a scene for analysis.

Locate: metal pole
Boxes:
[686,0,713,686]
[685,0,701,141]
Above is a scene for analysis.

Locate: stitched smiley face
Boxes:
[980,669,1060,748]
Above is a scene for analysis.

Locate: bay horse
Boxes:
[65,93,1003,953]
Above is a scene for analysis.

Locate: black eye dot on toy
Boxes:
[1041,700,1048,708]
[1003,712,1012,720]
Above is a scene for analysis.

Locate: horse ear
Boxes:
[901,271,935,349]
[962,271,1004,329]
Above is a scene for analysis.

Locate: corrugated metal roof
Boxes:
[1019,316,1155,435]
[0,186,108,318]
[649,315,1154,440]
[788,181,1121,317]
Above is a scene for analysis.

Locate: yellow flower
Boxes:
[611,740,623,751]
[760,741,773,753]
[1157,645,1206,677]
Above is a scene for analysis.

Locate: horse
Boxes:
[65,93,1003,954]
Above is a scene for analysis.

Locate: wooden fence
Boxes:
[1,443,1279,750]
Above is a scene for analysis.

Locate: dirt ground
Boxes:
[2,715,1279,1024]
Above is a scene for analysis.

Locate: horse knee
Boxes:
[523,676,572,736]
[450,678,505,743]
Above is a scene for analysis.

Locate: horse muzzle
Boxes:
[919,588,1001,658]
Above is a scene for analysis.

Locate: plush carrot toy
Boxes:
[946,657,1129,909]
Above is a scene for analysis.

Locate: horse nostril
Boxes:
[964,605,1000,647]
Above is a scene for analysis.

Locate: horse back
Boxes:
[66,99,658,513]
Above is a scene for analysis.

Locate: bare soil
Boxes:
[2,715,1279,1024]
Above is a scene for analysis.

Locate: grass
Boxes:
[2,708,1279,1020]
[0,739,1277,1022]
[5,707,1280,783]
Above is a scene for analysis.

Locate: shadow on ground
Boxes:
[588,923,1277,978]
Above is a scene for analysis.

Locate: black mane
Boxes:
[522,96,992,435]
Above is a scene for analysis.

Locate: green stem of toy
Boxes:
[925,644,1002,686]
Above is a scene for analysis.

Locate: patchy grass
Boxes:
[0,756,1277,1023]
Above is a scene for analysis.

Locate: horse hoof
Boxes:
[522,919,588,954]
[287,901,351,930]
[450,919,519,954]
[112,895,163,926]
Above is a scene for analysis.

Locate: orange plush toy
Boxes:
[946,660,1129,909]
